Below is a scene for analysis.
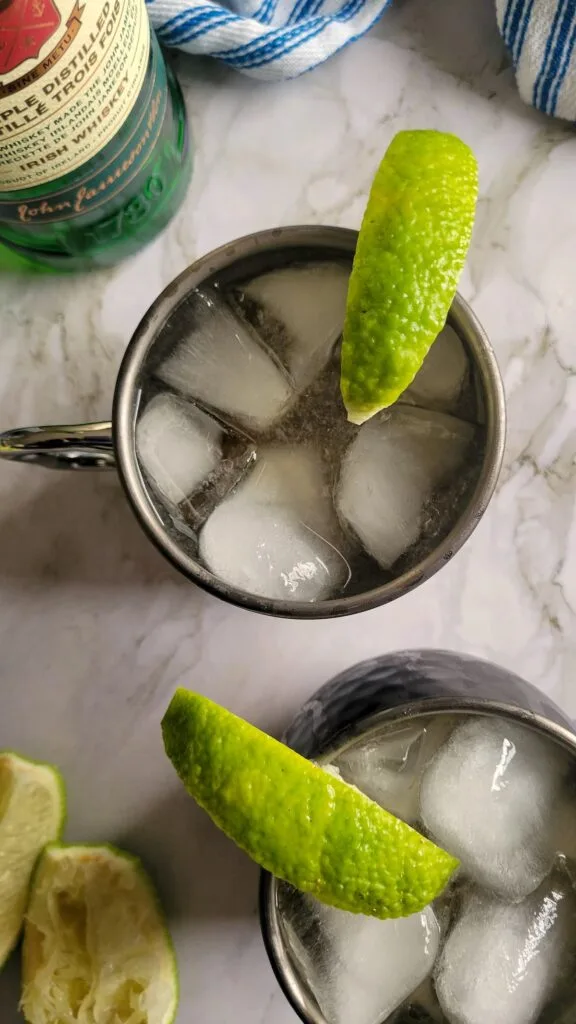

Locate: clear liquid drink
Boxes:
[274,708,576,1024]
[134,258,485,606]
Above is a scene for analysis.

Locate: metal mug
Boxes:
[0,227,506,619]
[259,649,576,1023]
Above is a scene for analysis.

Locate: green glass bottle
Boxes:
[0,1,191,271]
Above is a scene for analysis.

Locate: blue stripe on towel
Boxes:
[533,0,570,108]
[540,0,576,111]
[513,0,535,62]
[549,4,576,110]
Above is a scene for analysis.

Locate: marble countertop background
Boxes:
[1,0,576,1018]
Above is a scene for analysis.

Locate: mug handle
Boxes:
[0,422,115,470]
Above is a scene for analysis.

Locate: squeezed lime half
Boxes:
[21,843,178,1024]
[0,751,65,967]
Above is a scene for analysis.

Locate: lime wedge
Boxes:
[341,130,478,424]
[162,689,458,918]
[0,752,65,967]
[21,844,178,1024]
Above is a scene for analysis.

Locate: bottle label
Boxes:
[0,0,150,191]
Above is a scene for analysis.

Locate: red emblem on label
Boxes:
[0,0,62,76]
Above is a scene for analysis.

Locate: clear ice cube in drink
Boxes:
[239,263,349,390]
[420,718,565,901]
[136,393,223,505]
[402,326,469,414]
[336,408,476,570]
[198,443,350,601]
[236,443,345,546]
[157,289,293,431]
[333,718,454,823]
[280,885,440,1024]
[199,499,348,602]
[435,878,576,1024]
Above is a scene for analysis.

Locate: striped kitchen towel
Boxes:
[497,0,576,119]
[146,0,396,80]
[147,0,576,118]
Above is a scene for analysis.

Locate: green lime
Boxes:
[0,752,65,967]
[341,130,478,424]
[21,844,178,1024]
[162,689,458,919]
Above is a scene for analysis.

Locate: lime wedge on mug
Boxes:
[341,130,478,424]
[162,689,458,918]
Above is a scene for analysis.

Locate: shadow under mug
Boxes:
[0,227,506,619]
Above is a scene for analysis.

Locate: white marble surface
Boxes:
[1,0,576,1019]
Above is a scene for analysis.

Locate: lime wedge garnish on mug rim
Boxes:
[162,689,458,919]
[341,129,478,425]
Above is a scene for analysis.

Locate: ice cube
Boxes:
[199,500,347,602]
[157,289,293,431]
[241,443,344,546]
[136,393,222,505]
[337,408,475,569]
[176,438,258,529]
[435,880,576,1024]
[242,263,349,390]
[333,718,455,824]
[282,886,440,1024]
[403,326,469,413]
[199,442,349,602]
[420,718,565,900]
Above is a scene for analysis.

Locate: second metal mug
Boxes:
[260,649,576,1023]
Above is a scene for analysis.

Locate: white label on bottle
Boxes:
[0,0,150,191]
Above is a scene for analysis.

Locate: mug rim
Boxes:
[113,225,506,619]
[259,696,576,1024]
